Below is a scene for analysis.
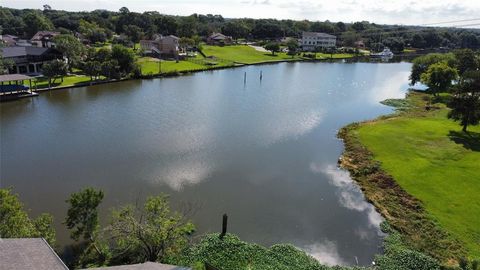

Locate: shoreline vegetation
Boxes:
[338,91,480,264]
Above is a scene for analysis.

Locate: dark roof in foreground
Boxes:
[0,238,69,270]
[1,46,51,58]
[84,262,191,270]
[0,74,33,83]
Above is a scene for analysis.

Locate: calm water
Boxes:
[0,62,411,266]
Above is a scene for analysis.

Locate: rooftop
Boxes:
[0,74,33,83]
[1,46,52,58]
[0,238,68,270]
[31,31,60,41]
[302,32,336,38]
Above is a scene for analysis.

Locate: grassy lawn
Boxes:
[356,96,480,258]
[33,75,93,89]
[202,45,303,64]
[137,57,232,75]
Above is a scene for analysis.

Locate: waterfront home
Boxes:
[1,46,63,74]
[30,31,60,48]
[0,238,69,270]
[207,32,233,45]
[0,34,19,46]
[301,31,336,51]
[140,35,180,58]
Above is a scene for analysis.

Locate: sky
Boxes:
[3,0,480,26]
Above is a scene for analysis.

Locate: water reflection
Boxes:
[303,240,346,266]
[318,164,384,230]
[1,62,411,265]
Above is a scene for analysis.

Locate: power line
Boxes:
[419,18,480,26]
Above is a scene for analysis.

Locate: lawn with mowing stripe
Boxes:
[202,45,302,64]
[138,57,213,75]
[34,75,93,89]
[356,101,480,258]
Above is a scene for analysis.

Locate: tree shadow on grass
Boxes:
[448,130,480,151]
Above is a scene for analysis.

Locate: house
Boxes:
[31,31,60,48]
[1,46,63,74]
[301,32,336,51]
[354,40,365,49]
[0,238,69,270]
[207,33,233,45]
[0,34,19,47]
[140,35,180,58]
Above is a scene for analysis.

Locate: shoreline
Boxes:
[1,55,355,101]
[337,91,467,265]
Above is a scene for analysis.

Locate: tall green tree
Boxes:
[0,55,13,75]
[107,195,195,263]
[22,11,53,37]
[42,59,68,89]
[286,38,298,57]
[264,42,280,56]
[65,188,109,268]
[420,62,458,96]
[453,49,479,76]
[65,187,104,242]
[0,189,56,245]
[83,61,101,83]
[54,34,86,70]
[123,25,144,50]
[111,45,135,76]
[448,71,480,132]
[410,53,456,85]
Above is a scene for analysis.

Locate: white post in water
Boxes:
[244,72,247,84]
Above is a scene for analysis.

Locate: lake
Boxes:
[0,61,412,266]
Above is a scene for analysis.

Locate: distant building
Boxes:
[207,33,233,45]
[30,31,60,48]
[0,34,19,47]
[140,35,180,58]
[301,32,336,51]
[0,238,68,270]
[354,40,365,49]
[1,46,63,74]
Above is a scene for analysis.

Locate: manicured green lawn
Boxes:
[202,45,302,64]
[357,103,480,257]
[33,75,93,89]
[137,57,230,75]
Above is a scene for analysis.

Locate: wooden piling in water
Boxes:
[220,214,228,239]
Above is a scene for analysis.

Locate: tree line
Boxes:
[410,49,480,132]
[1,6,480,52]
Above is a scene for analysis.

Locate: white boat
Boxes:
[370,47,394,58]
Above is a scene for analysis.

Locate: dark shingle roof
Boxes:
[1,46,51,58]
[83,262,191,270]
[0,238,69,270]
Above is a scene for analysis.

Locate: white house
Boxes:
[301,32,336,51]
